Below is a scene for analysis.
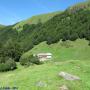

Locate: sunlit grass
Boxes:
[0,39,90,90]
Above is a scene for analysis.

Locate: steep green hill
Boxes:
[17,6,90,52]
[13,11,62,31]
[13,1,90,32]
[0,1,90,52]
[22,39,90,61]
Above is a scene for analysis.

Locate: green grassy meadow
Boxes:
[0,39,90,90]
[23,39,90,61]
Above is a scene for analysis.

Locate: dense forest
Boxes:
[0,2,90,71]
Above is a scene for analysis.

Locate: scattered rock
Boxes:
[59,85,69,90]
[36,81,47,87]
[59,72,80,81]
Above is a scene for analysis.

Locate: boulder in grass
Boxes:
[59,72,80,81]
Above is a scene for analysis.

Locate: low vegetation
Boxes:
[20,54,42,66]
[0,57,16,72]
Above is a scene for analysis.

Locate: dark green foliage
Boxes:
[6,58,17,70]
[0,25,18,44]
[70,33,79,41]
[30,55,41,65]
[0,39,22,72]
[2,39,23,62]
[20,54,41,66]
[0,7,90,53]
[88,41,90,46]
[0,58,16,72]
[20,55,32,66]
[17,8,90,49]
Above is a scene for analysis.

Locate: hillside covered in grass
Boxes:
[22,39,90,61]
[13,11,62,31]
[0,60,90,90]
[0,39,90,90]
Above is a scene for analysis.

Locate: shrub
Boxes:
[0,63,6,72]
[0,57,5,63]
[60,41,73,48]
[20,54,42,66]
[88,41,90,46]
[20,55,31,66]
[6,58,17,70]
[30,55,41,65]
[0,58,16,72]
[70,33,78,41]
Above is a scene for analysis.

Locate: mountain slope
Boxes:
[21,39,90,61]
[0,1,90,52]
[17,6,90,52]
[0,1,90,59]
[14,0,90,32]
[0,25,17,44]
[13,11,62,31]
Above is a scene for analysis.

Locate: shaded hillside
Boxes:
[0,25,18,44]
